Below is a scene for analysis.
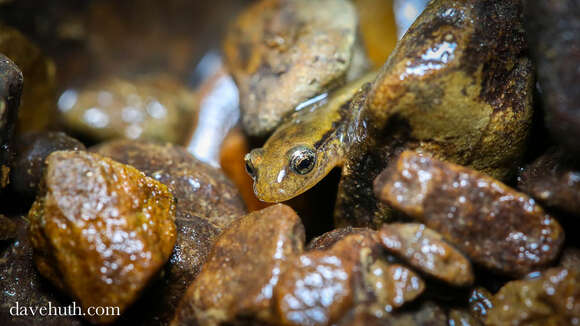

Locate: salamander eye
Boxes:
[288,146,316,175]
[244,153,256,178]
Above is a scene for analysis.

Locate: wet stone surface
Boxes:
[378,223,474,287]
[59,75,197,145]
[469,287,494,322]
[518,148,580,215]
[306,226,378,251]
[274,232,424,325]
[224,0,361,136]
[173,204,305,326]
[374,150,565,276]
[11,131,86,200]
[0,53,23,190]
[525,0,580,157]
[28,151,176,324]
[487,267,580,326]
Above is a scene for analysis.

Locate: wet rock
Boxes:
[0,217,83,326]
[274,233,424,325]
[342,301,448,326]
[448,309,482,326]
[11,131,85,199]
[525,0,580,157]
[0,54,23,190]
[468,287,494,322]
[0,214,17,241]
[306,227,377,251]
[94,139,247,324]
[224,0,362,136]
[518,148,580,215]
[0,25,56,133]
[59,75,197,145]
[378,223,474,286]
[28,151,176,324]
[486,267,580,326]
[173,204,305,326]
[374,150,565,276]
[365,0,533,181]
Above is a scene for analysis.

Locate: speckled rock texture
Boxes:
[374,150,564,276]
[379,223,474,286]
[11,131,85,199]
[224,0,363,136]
[487,267,580,326]
[518,148,580,215]
[0,53,22,190]
[28,151,176,324]
[172,204,305,326]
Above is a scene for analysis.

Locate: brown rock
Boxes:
[59,75,197,144]
[560,248,580,271]
[374,150,565,276]
[306,227,377,251]
[274,232,424,325]
[518,148,580,215]
[335,0,534,228]
[468,287,494,322]
[354,0,398,68]
[0,25,56,133]
[224,0,361,136]
[28,151,176,324]
[94,139,247,324]
[0,54,23,190]
[525,0,580,157]
[378,223,474,286]
[341,301,448,326]
[172,204,305,326]
[365,0,533,181]
[448,309,482,326]
[11,131,85,199]
[486,267,580,326]
[0,217,83,326]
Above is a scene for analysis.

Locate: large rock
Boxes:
[28,151,176,324]
[0,54,23,190]
[224,0,363,136]
[374,150,564,276]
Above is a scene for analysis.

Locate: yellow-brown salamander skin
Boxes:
[247,0,533,228]
[244,72,377,203]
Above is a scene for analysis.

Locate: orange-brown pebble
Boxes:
[374,150,564,277]
[379,223,474,286]
[486,267,580,326]
[28,151,176,324]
